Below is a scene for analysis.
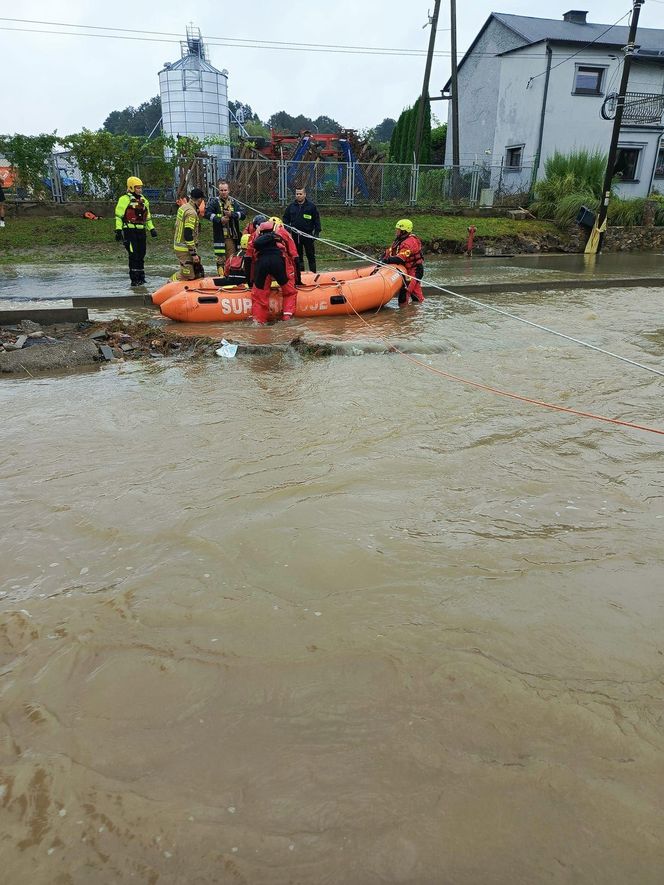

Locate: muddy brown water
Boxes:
[2,274,664,884]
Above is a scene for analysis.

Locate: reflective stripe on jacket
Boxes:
[173,202,200,252]
[114,192,155,231]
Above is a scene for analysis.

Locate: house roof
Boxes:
[493,12,664,52]
[443,12,664,90]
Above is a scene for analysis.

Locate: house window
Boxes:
[655,144,664,179]
[505,145,524,171]
[573,65,605,95]
[614,147,641,182]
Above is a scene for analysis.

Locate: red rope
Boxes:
[348,304,664,438]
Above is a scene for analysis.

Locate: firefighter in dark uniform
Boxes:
[114,176,157,286]
[204,178,246,274]
[283,187,321,272]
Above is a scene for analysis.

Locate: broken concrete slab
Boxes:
[19,320,42,333]
[0,339,99,375]
[98,345,116,362]
[0,308,89,325]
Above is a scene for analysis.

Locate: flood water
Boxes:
[2,250,664,307]
[2,267,664,883]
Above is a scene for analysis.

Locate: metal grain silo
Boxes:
[158,25,230,163]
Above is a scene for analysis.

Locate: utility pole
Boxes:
[450,0,460,168]
[414,0,442,164]
[593,0,645,253]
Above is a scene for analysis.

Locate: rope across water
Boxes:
[236,200,664,436]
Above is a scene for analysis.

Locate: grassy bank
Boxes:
[0,215,559,266]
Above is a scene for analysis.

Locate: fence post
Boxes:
[277,159,287,204]
[409,163,419,206]
[470,167,480,207]
[344,160,354,205]
[49,153,64,204]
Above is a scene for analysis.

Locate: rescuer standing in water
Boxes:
[381,219,425,304]
[114,177,157,286]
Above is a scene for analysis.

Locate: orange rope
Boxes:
[348,303,664,438]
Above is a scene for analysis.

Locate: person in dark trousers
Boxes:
[283,187,321,272]
[114,176,157,286]
[0,181,5,228]
[204,178,245,274]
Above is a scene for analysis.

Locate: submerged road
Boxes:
[1,262,664,883]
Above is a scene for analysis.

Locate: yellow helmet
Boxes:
[395,219,413,233]
[240,233,250,249]
[269,215,283,227]
[127,176,143,191]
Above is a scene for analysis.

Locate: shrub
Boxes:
[554,192,599,227]
[608,197,646,226]
[532,150,606,223]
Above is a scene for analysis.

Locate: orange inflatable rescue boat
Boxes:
[152,265,384,306]
[153,266,404,322]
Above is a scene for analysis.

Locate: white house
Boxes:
[444,9,664,197]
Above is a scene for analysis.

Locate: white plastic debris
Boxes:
[216,339,238,358]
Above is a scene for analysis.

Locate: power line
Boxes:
[0,25,583,60]
[527,11,631,86]
[0,17,446,56]
[0,25,456,57]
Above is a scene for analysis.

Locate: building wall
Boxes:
[491,44,664,197]
[444,18,525,165]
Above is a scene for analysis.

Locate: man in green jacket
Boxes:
[114,176,157,286]
[172,189,205,281]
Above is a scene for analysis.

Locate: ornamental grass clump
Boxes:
[532,150,606,225]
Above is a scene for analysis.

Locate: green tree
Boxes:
[419,97,432,164]
[374,118,397,143]
[405,103,418,162]
[64,130,170,197]
[390,108,409,162]
[243,119,271,139]
[103,96,162,137]
[0,133,59,194]
[390,99,431,163]
[313,115,342,132]
[267,111,342,134]
[229,100,261,123]
[431,123,447,164]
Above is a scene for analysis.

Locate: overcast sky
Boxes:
[3,0,663,136]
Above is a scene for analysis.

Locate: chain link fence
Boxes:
[26,152,534,210]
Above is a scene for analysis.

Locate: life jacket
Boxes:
[387,233,423,274]
[124,194,148,226]
[83,211,99,220]
[225,251,245,275]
